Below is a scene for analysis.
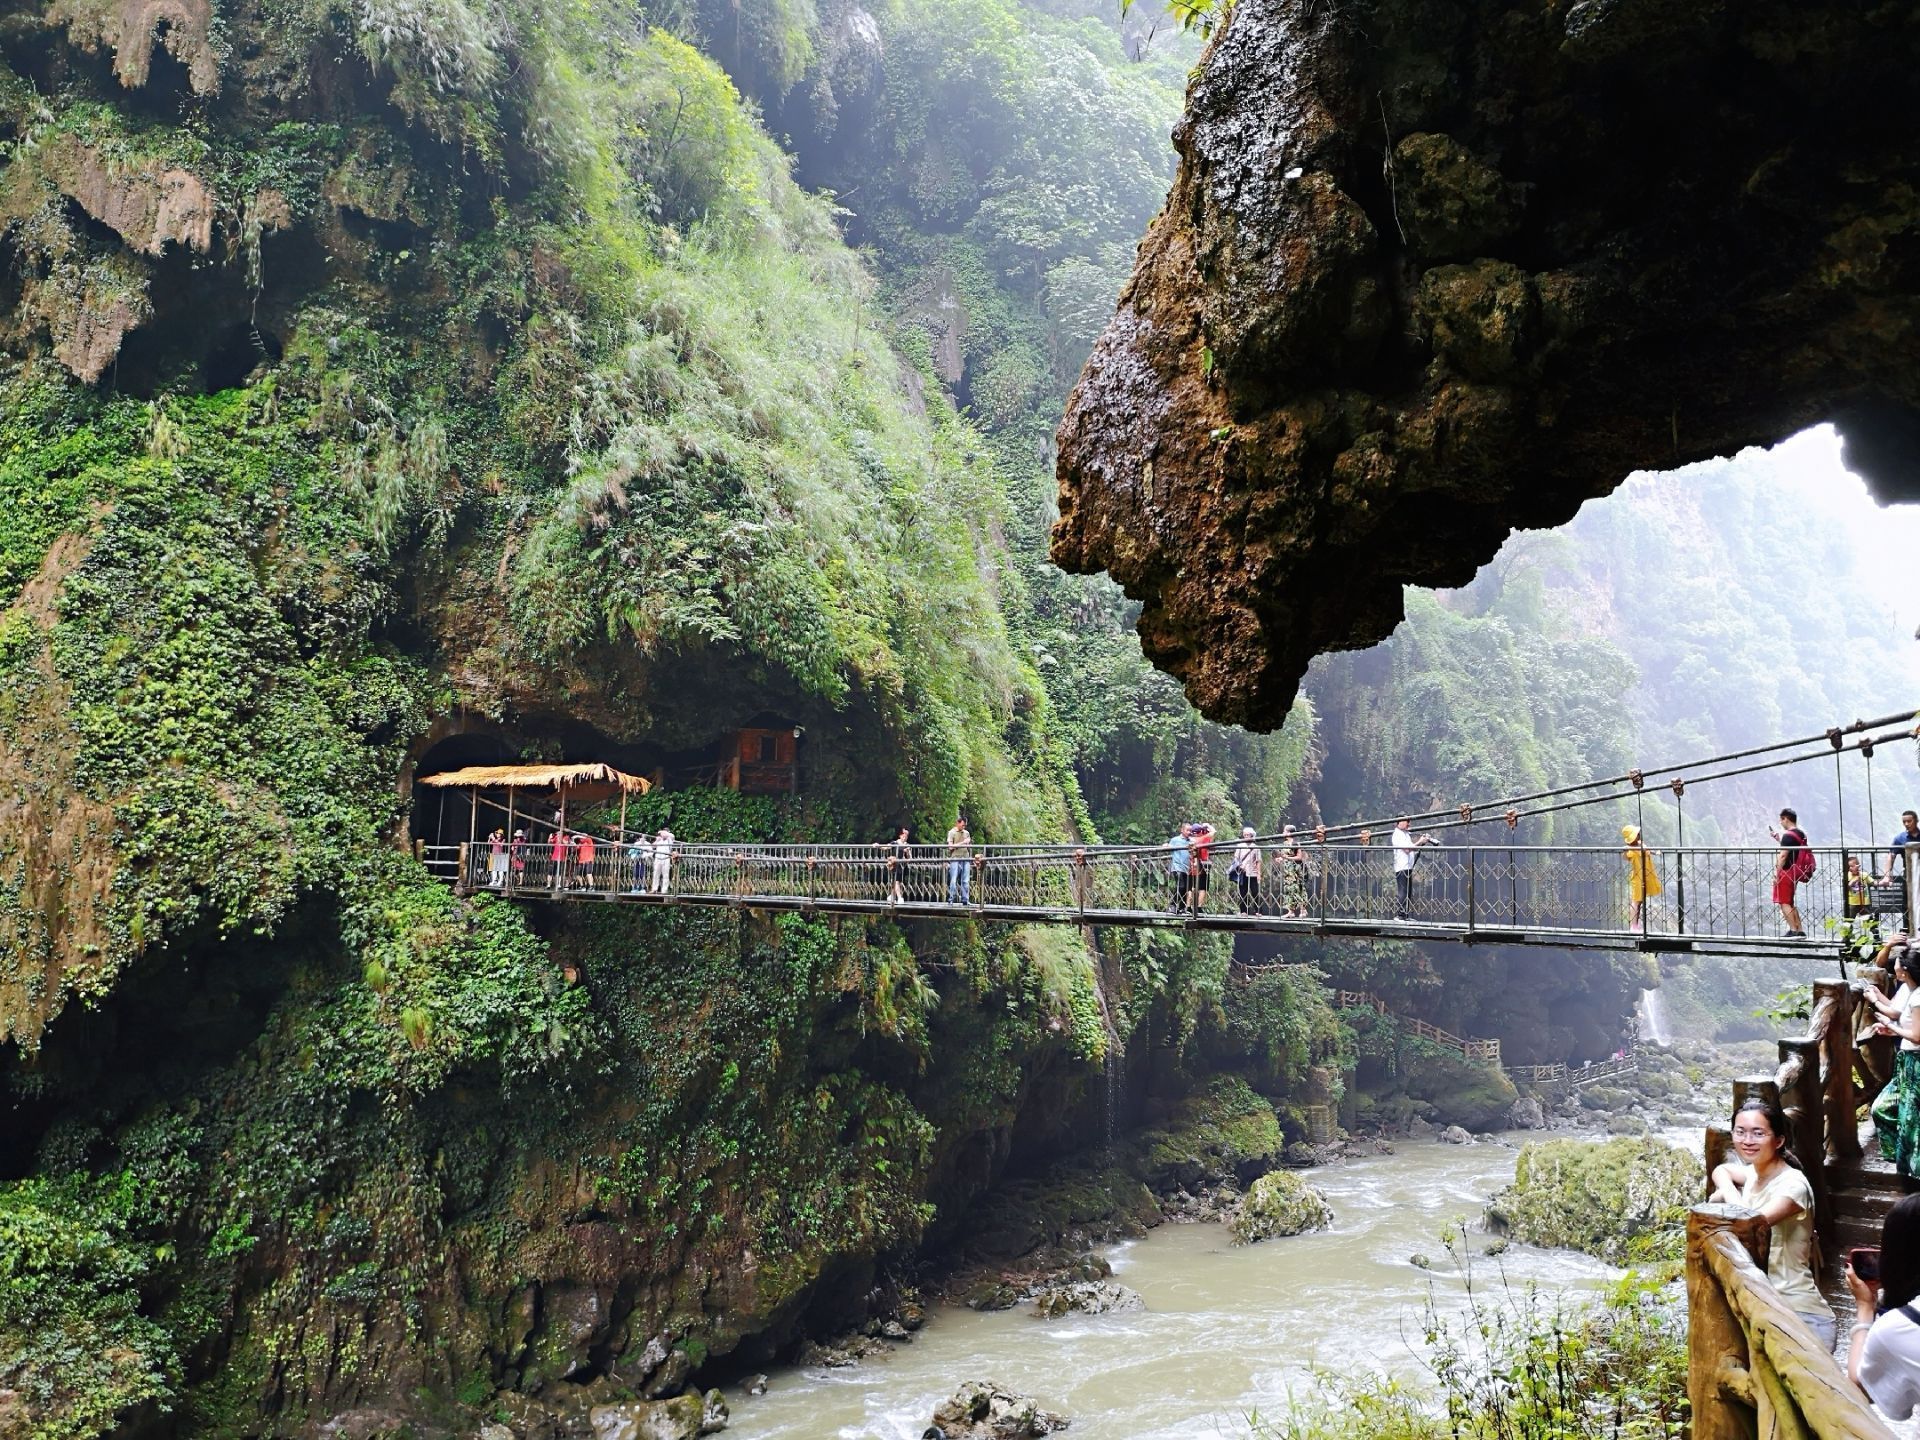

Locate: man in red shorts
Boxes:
[1772,807,1810,938]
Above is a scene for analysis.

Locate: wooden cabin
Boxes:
[725,727,799,794]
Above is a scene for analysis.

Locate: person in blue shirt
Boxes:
[1886,811,1920,882]
[1166,824,1191,913]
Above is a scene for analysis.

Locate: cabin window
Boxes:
[759,735,777,763]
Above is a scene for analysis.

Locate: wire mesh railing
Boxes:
[429,840,1892,948]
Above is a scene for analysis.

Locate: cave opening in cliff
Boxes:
[410,729,526,849]
[201,320,283,392]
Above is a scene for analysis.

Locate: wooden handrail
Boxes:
[1332,991,1501,1068]
[1687,1206,1892,1439]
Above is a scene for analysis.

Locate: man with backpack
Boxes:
[1772,807,1814,938]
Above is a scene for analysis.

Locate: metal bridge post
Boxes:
[1466,848,1476,936]
[1906,845,1916,939]
[1317,844,1328,930]
[1674,789,1687,935]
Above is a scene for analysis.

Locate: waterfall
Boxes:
[1639,987,1672,1047]
[1087,934,1125,1151]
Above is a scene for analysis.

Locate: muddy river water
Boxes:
[728,1136,1631,1439]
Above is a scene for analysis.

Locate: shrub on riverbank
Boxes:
[1254,1266,1687,1439]
[1485,1136,1697,1264]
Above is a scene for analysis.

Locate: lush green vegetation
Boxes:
[0,2,1342,1432]
[1258,1263,1688,1440]
[7,0,1901,1431]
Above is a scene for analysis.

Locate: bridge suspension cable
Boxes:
[1315,707,1919,842]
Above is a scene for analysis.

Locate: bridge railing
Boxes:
[441,839,1871,944]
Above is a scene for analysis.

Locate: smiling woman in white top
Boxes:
[1709,1095,1834,1349]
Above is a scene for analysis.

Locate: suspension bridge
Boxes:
[415,708,1920,960]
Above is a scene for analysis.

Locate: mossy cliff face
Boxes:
[1052,0,1920,728]
[0,3,1262,1434]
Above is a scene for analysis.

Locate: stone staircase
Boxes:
[1821,1141,1907,1329]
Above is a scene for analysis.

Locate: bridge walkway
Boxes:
[432,839,1885,960]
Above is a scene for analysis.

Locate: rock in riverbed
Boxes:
[589,1388,728,1439]
[1228,1170,1333,1244]
[925,1380,1069,1438]
[1029,1280,1144,1318]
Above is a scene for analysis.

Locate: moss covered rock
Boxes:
[1487,1136,1697,1264]
[1228,1170,1333,1244]
[1135,1075,1283,1190]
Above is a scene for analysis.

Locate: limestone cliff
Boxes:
[1053,0,1920,728]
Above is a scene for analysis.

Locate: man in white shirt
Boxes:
[650,828,674,893]
[1391,818,1434,919]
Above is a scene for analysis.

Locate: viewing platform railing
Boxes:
[425,839,1901,955]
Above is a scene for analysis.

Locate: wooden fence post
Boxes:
[1687,1204,1770,1440]
[1817,978,1861,1163]
[1779,1037,1825,1217]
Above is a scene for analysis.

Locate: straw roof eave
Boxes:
[415,762,651,794]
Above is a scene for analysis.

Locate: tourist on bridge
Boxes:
[650,827,674,893]
[550,828,570,891]
[1849,854,1873,913]
[1278,826,1308,918]
[1166,824,1191,913]
[946,816,972,905]
[1620,825,1661,929]
[1391,818,1435,920]
[1847,1192,1920,1420]
[1772,808,1812,938]
[487,828,509,887]
[573,830,596,889]
[510,828,527,887]
[1709,1095,1834,1348]
[1867,950,1920,1172]
[1886,811,1920,883]
[1230,827,1263,914]
[626,832,651,893]
[1190,822,1215,914]
[882,826,910,903]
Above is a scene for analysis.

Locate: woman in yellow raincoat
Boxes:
[1623,824,1662,929]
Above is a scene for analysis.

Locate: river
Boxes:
[727,1136,1625,1440]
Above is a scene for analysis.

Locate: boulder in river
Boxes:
[1438,1125,1473,1145]
[925,1380,1069,1438]
[1227,1170,1333,1243]
[1508,1096,1547,1130]
[589,1392,713,1440]
[1029,1280,1144,1318]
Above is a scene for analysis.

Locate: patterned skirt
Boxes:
[1891,1048,1920,1176]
